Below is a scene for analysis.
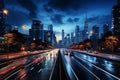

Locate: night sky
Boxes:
[4,0,116,41]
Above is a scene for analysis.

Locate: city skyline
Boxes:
[0,0,120,80]
[4,0,117,41]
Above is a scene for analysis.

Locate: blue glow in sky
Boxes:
[5,0,116,41]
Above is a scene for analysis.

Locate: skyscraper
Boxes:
[0,0,5,36]
[29,21,56,45]
[44,24,54,45]
[62,29,64,44]
[83,17,88,40]
[66,34,70,47]
[29,20,44,40]
[44,30,53,45]
[103,24,109,34]
[92,25,99,39]
[71,32,74,44]
[48,24,53,31]
[90,25,99,48]
[112,0,120,39]
[75,25,80,43]
[52,32,57,46]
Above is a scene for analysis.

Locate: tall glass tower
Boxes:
[84,17,88,40]
[62,29,64,44]
[112,0,120,39]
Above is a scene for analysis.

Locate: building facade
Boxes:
[29,21,56,46]
[90,25,99,48]
[75,25,80,43]
[92,25,99,39]
[48,24,53,31]
[62,29,64,44]
[83,17,88,40]
[103,24,109,34]
[112,0,120,39]
[29,20,44,41]
[44,30,53,45]
[0,0,5,37]
[70,32,74,44]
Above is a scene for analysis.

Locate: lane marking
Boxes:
[30,67,34,70]
[25,62,33,68]
[68,63,79,80]
[20,74,26,79]
[61,50,79,80]
[37,63,40,65]
[4,69,21,80]
[49,53,58,80]
[0,61,13,66]
[2,50,56,80]
[75,55,120,80]
[74,58,100,80]
[38,69,42,73]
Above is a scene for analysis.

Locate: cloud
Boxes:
[47,0,81,11]
[43,4,53,13]
[7,9,31,27]
[45,0,115,15]
[87,15,112,25]
[74,18,79,22]
[17,0,37,18]
[87,16,99,23]
[67,18,74,23]
[99,15,112,25]
[5,0,18,5]
[67,18,79,23]
[50,14,63,24]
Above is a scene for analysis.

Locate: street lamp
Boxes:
[22,24,27,30]
[89,30,93,35]
[21,47,25,51]
[3,9,9,33]
[3,9,9,15]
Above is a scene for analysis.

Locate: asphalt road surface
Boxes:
[61,49,120,80]
[0,49,59,80]
[1,48,120,80]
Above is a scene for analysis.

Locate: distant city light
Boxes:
[33,38,36,40]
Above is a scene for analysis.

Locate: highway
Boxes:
[61,49,120,80]
[0,49,59,80]
[0,48,120,80]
